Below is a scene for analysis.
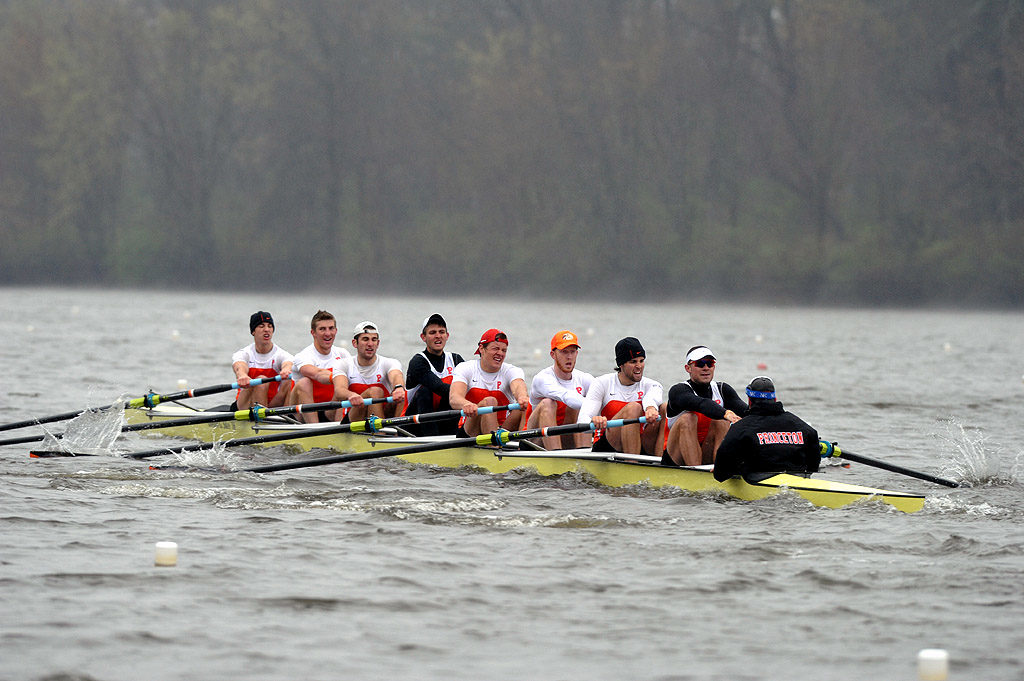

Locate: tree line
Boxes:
[1,0,1021,306]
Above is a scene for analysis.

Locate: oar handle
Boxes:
[490,415,646,445]
[820,441,961,488]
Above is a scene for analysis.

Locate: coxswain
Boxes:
[231,311,294,410]
[712,376,820,481]
[448,328,530,436]
[332,321,406,420]
[663,345,747,466]
[404,313,465,435]
[526,330,594,449]
[288,310,352,423]
[576,337,664,457]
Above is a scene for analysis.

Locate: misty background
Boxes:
[1,1,1021,306]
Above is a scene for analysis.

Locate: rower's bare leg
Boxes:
[527,398,560,449]
[666,413,702,466]
[366,386,388,418]
[561,406,588,449]
[291,377,318,423]
[640,403,667,456]
[268,379,292,408]
[235,388,254,410]
[704,419,730,464]
[236,384,269,411]
[606,402,643,455]
[347,386,385,422]
[462,396,500,436]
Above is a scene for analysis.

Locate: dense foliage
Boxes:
[1,0,1021,306]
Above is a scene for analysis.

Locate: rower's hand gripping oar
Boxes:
[129,403,516,462]
[27,397,396,458]
[163,416,648,474]
[13,396,382,450]
[0,375,285,434]
[820,441,961,488]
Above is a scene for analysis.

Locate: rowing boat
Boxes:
[126,404,927,513]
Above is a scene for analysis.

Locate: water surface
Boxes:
[2,287,1022,680]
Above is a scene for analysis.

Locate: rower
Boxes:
[404,313,465,435]
[287,310,352,423]
[526,330,594,449]
[230,311,294,410]
[712,376,820,481]
[576,337,664,457]
[332,321,406,421]
[664,345,747,466]
[448,328,529,436]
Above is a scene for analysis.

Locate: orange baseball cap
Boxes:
[550,330,581,351]
[475,328,508,354]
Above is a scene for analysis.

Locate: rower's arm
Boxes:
[232,361,251,386]
[720,383,749,418]
[532,372,584,410]
[448,380,469,410]
[510,377,530,409]
[388,369,406,399]
[667,382,726,419]
[331,373,362,404]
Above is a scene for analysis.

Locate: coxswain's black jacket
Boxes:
[712,401,820,481]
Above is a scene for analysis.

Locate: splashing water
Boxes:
[169,439,239,471]
[935,418,1012,485]
[38,400,128,455]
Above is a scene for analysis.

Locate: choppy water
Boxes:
[2,287,1022,680]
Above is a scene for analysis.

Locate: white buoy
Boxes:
[533,347,542,358]
[177,379,188,391]
[171,329,181,341]
[917,648,949,680]
[154,541,178,567]
[755,334,764,343]
[943,342,952,353]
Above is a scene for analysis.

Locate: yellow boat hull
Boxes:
[127,405,926,513]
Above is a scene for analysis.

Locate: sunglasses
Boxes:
[691,358,715,368]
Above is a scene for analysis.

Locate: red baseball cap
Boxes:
[475,328,508,354]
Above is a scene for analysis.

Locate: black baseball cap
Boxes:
[615,337,645,367]
[745,376,776,400]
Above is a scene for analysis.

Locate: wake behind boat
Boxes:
[123,403,927,513]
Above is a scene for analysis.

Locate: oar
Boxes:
[0,375,284,434]
[164,416,648,474]
[820,441,961,488]
[8,397,388,449]
[118,404,517,461]
[28,397,397,458]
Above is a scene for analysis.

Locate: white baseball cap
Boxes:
[353,321,379,338]
[685,346,715,364]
